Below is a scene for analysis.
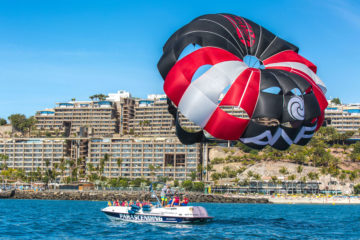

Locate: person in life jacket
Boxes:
[170,192,180,207]
[180,195,189,206]
[136,200,142,207]
[107,201,112,207]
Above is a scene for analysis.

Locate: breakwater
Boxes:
[11,190,269,203]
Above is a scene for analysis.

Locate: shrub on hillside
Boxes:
[354,184,360,194]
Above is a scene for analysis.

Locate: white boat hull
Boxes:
[101,206,213,224]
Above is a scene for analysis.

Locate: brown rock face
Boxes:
[11,190,269,203]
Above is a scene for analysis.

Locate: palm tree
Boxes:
[197,163,203,180]
[99,154,110,177]
[116,158,122,177]
[190,171,197,181]
[0,154,9,170]
[66,159,76,182]
[148,164,156,181]
[253,173,261,193]
[98,94,108,101]
[59,158,67,183]
[45,159,50,169]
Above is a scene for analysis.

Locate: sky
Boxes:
[0,0,359,119]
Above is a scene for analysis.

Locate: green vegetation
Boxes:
[279,167,289,175]
[330,97,341,105]
[211,127,359,178]
[8,114,36,134]
[206,126,360,194]
[0,118,7,126]
[89,94,108,101]
[350,142,360,162]
[181,180,205,192]
[354,184,360,194]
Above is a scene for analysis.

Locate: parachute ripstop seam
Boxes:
[197,18,246,56]
[178,31,244,58]
[259,36,278,60]
[240,16,254,50]
[254,26,263,58]
[220,14,249,56]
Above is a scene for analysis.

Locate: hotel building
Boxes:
[0,138,68,173]
[5,91,260,181]
[34,91,134,137]
[325,102,360,132]
[87,137,201,180]
[129,94,248,137]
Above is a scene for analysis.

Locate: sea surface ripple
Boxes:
[0,199,359,239]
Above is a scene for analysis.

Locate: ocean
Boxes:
[0,200,359,239]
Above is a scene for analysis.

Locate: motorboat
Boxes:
[102,183,213,223]
[101,204,213,223]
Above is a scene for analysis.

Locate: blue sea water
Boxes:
[0,200,360,239]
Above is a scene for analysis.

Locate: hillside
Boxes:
[207,138,360,194]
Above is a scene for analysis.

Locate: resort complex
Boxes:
[1,91,360,194]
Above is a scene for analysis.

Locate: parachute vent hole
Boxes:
[243,55,265,69]
[253,118,280,127]
[219,105,250,120]
[177,112,202,132]
[178,43,202,60]
[290,88,302,96]
[282,121,302,129]
[262,87,282,95]
[219,85,232,102]
[191,64,213,83]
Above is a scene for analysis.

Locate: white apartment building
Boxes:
[87,137,201,180]
[325,102,360,132]
[0,138,67,173]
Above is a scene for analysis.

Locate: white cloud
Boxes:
[323,0,360,28]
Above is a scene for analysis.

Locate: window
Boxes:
[175,154,185,167]
[165,154,174,166]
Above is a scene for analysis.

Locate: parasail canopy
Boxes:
[158,13,327,150]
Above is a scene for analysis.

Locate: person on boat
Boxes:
[170,192,180,207]
[116,199,121,206]
[136,200,142,207]
[144,199,153,207]
[180,195,189,206]
[129,200,134,206]
[161,185,170,206]
[112,199,116,206]
[107,201,112,207]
